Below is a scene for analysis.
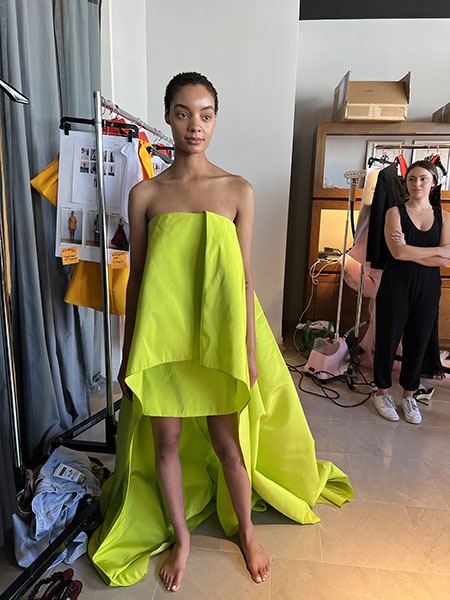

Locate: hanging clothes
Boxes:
[366,158,408,270]
[31,140,154,315]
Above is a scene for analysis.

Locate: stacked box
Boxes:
[333,71,411,122]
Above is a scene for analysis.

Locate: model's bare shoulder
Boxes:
[230,175,254,205]
[385,205,401,221]
[130,176,159,197]
[219,172,252,196]
[129,176,161,210]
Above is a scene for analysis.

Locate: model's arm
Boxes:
[118,182,151,399]
[384,206,450,265]
[419,210,450,266]
[235,179,258,388]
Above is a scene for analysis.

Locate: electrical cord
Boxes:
[286,360,307,371]
[296,258,341,329]
[287,359,376,408]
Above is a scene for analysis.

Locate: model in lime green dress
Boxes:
[88,210,353,587]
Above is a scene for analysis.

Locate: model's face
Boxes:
[406,167,435,201]
[165,84,216,153]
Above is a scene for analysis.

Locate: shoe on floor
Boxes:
[373,393,400,421]
[402,396,422,424]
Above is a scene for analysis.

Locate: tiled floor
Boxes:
[1,351,450,599]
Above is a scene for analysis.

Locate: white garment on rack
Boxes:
[55,131,142,262]
[120,138,142,223]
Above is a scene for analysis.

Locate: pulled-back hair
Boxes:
[164,72,219,114]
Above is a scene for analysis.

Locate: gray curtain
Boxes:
[0,0,103,544]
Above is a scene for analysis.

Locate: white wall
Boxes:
[284,18,450,325]
[100,0,148,122]
[101,0,299,340]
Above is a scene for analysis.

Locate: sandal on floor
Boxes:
[27,568,74,600]
[50,578,82,600]
[64,580,83,599]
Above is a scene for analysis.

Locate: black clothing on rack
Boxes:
[366,162,408,270]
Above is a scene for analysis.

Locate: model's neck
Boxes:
[170,152,214,178]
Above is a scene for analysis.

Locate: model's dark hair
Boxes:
[405,160,439,186]
[164,72,219,114]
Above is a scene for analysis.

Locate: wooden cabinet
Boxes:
[304,122,450,348]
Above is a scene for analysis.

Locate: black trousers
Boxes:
[374,262,441,391]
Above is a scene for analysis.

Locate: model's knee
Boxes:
[214,444,244,470]
[154,439,180,462]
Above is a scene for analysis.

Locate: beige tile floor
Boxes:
[1,351,450,599]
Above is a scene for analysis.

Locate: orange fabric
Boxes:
[64,261,129,315]
[138,140,155,179]
[30,155,60,207]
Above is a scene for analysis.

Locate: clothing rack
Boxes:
[101,95,174,145]
[369,145,448,176]
[1,90,133,600]
[101,96,174,165]
[0,81,100,600]
[53,93,141,455]
[374,143,450,150]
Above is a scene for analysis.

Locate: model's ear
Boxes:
[164,110,170,125]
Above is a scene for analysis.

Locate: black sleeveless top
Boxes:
[399,203,442,248]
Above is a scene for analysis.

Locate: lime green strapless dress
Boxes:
[88,211,353,586]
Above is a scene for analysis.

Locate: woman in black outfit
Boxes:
[373,160,450,424]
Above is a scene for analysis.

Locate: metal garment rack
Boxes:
[1,91,176,600]
[53,93,175,451]
[51,91,133,454]
[374,143,450,150]
[101,95,174,145]
[1,91,130,600]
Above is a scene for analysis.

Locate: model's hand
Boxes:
[391,229,406,245]
[118,362,132,401]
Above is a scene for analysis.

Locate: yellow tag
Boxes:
[61,246,79,265]
[110,252,128,269]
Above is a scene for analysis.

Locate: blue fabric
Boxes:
[12,447,101,567]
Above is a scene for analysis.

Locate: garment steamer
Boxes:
[305,169,367,380]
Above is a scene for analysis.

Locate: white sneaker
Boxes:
[402,396,422,424]
[373,393,400,421]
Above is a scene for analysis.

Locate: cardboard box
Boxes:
[432,102,450,123]
[332,71,411,122]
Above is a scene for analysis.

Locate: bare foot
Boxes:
[159,540,190,592]
[239,531,271,584]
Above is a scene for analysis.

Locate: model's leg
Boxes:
[151,416,189,592]
[373,278,408,392]
[399,273,440,424]
[373,280,407,420]
[207,413,270,584]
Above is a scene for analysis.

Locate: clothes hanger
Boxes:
[59,116,139,142]
[0,77,29,104]
[367,152,394,168]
